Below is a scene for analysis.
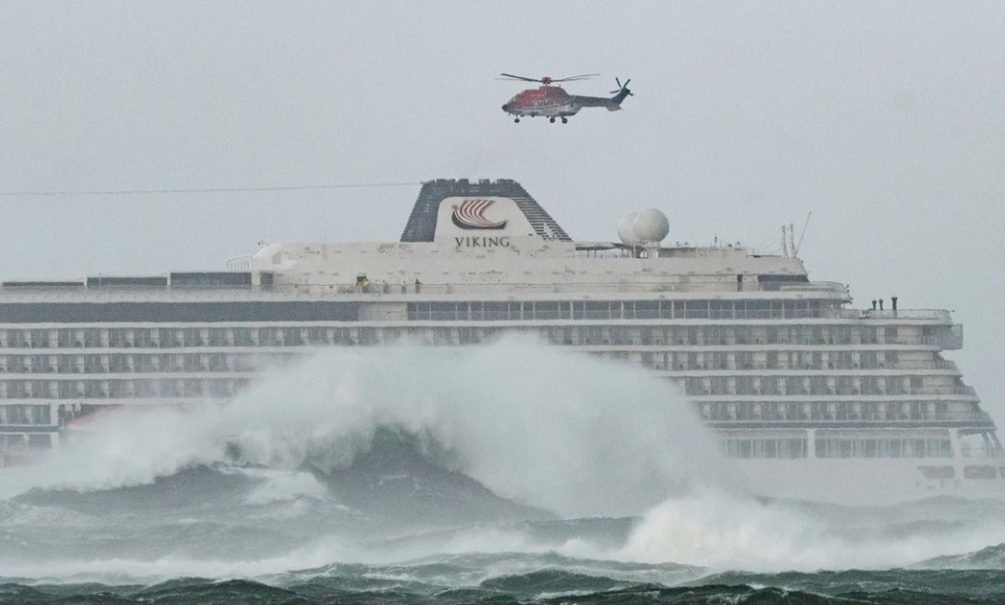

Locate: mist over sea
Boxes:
[3,339,1005,604]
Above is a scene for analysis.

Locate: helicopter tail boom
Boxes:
[570,88,632,111]
[572,77,632,111]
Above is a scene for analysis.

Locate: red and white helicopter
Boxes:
[499,73,632,123]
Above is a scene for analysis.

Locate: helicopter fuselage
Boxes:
[501,84,628,122]
[502,86,577,118]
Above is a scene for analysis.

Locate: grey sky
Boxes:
[2,1,1003,420]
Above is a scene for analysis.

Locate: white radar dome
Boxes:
[634,208,670,243]
[617,212,641,245]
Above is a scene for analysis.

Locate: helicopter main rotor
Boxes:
[498,73,599,86]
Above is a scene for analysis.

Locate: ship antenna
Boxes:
[794,211,813,257]
[781,225,789,257]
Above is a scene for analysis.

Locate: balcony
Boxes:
[699,403,995,428]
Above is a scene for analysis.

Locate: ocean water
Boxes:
[2,339,1004,604]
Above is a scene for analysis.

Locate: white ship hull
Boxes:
[737,457,1005,505]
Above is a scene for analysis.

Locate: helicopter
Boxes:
[499,73,633,123]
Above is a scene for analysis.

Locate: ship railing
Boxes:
[951,385,979,397]
[651,360,959,371]
[312,280,854,296]
[908,385,979,397]
[0,280,853,297]
[0,284,261,293]
[408,305,948,319]
[960,443,1005,458]
[225,256,253,271]
[894,360,960,371]
[702,409,995,426]
[878,335,959,346]
[779,281,849,294]
[0,358,967,373]
[833,309,953,322]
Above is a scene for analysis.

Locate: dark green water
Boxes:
[3,463,1005,604]
[3,418,1005,605]
[4,560,1005,604]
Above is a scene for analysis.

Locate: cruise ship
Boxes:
[1,178,1002,504]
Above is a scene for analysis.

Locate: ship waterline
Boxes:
[0,178,1001,504]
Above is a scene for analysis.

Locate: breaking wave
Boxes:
[621,491,1005,571]
[0,337,732,518]
[4,338,1005,588]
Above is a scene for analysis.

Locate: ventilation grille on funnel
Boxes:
[399,179,571,242]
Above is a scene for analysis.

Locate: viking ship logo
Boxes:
[451,199,508,230]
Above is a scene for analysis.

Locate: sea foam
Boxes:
[1,337,732,518]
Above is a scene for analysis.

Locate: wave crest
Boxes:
[2,338,731,517]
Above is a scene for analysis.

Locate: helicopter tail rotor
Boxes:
[610,77,633,95]
[609,77,633,109]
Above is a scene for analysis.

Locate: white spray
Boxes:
[1,337,734,518]
[6,338,1005,577]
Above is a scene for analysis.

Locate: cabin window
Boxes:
[964,466,998,480]
[919,466,955,480]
